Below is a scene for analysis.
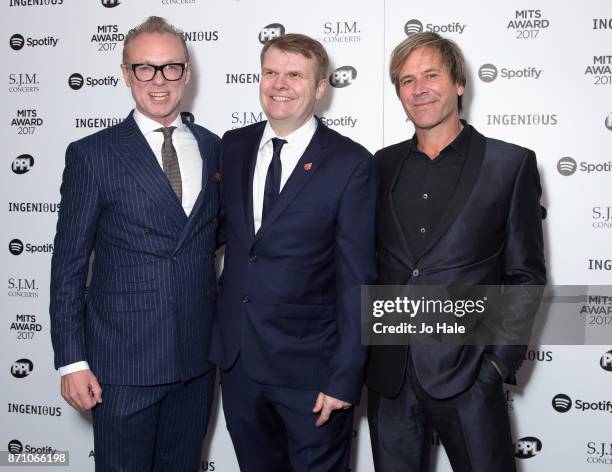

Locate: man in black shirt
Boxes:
[366,32,546,472]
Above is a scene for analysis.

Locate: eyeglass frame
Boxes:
[124,62,189,82]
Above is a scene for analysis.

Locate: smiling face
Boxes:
[259,46,326,137]
[398,45,464,134]
[121,32,190,126]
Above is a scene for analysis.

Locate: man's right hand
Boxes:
[61,369,103,411]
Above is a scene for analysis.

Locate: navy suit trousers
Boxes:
[92,370,215,472]
[220,357,354,472]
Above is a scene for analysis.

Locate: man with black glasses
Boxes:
[50,16,220,471]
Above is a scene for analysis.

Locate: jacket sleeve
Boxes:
[488,149,547,380]
[321,153,378,404]
[49,141,103,370]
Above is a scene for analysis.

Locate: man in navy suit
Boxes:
[50,16,220,471]
[366,33,546,472]
[210,33,377,470]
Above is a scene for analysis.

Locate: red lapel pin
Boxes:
[304,163,313,171]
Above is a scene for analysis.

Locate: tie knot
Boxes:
[155,126,176,139]
[271,137,287,155]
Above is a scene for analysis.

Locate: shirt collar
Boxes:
[133,109,185,136]
[409,119,472,158]
[259,116,317,151]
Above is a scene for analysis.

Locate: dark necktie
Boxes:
[262,137,287,221]
[155,126,182,202]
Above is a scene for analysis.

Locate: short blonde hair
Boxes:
[123,16,189,64]
[389,32,466,111]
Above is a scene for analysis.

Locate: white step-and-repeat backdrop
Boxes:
[2,0,611,470]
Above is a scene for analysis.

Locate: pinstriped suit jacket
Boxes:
[50,111,220,386]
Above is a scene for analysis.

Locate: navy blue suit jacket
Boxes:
[366,125,547,399]
[50,111,220,386]
[210,119,377,405]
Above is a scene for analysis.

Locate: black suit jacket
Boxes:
[366,124,546,399]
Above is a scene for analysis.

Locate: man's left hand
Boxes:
[312,392,351,427]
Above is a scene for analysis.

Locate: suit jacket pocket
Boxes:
[99,290,158,312]
[277,303,334,320]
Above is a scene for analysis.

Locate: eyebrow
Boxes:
[400,67,441,80]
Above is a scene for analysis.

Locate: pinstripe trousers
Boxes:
[91,369,215,472]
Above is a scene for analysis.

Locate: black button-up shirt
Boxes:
[392,124,472,260]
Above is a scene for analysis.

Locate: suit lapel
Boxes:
[254,121,327,243]
[421,126,486,257]
[387,142,417,266]
[173,118,216,253]
[111,112,187,229]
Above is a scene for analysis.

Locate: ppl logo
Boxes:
[514,437,542,459]
[12,154,34,174]
[552,393,572,412]
[259,23,285,44]
[605,113,612,131]
[329,66,357,88]
[101,0,120,7]
[11,358,33,378]
[10,34,25,50]
[601,350,612,371]
[404,19,424,36]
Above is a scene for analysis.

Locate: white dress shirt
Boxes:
[253,117,317,233]
[59,110,203,376]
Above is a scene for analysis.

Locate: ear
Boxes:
[184,62,191,86]
[315,78,327,101]
[456,82,465,98]
[120,63,131,88]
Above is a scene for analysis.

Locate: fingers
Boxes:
[315,401,333,427]
[312,392,324,413]
[89,377,104,404]
[314,393,352,427]
[60,370,101,412]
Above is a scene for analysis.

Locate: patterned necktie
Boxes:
[155,126,182,202]
[262,137,287,222]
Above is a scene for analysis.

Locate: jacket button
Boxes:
[412,269,420,277]
[143,226,151,233]
[170,256,177,262]
[169,296,176,304]
[242,296,250,304]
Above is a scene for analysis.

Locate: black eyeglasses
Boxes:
[125,63,188,82]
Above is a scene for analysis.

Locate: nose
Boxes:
[273,74,288,89]
[151,68,167,85]
[412,77,427,95]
